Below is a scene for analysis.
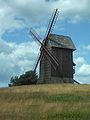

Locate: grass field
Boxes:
[0,84,90,120]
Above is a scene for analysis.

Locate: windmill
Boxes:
[29,9,79,84]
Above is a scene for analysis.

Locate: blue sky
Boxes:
[0,0,90,87]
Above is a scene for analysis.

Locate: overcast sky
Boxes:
[0,0,90,87]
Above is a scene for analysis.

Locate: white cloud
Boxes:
[74,56,90,84]
[84,44,90,50]
[77,64,90,76]
[0,38,39,84]
[0,0,90,35]
[75,57,86,67]
[51,0,90,22]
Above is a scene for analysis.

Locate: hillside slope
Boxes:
[0,84,90,120]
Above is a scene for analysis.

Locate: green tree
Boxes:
[9,70,38,87]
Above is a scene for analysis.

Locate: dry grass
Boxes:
[0,84,90,120]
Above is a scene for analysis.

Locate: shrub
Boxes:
[9,70,38,86]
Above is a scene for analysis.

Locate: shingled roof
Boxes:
[48,34,76,50]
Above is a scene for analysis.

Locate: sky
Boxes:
[0,0,90,87]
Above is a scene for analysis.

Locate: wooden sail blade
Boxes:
[44,8,59,45]
[29,28,59,67]
[29,8,59,72]
[33,53,42,73]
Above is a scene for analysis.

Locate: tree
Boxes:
[9,70,38,87]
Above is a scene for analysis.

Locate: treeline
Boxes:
[9,70,38,87]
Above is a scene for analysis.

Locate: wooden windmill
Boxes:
[29,9,79,84]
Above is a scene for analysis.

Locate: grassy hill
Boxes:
[0,84,90,120]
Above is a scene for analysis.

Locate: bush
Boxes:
[9,70,38,86]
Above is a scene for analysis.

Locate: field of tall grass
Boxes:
[0,84,90,120]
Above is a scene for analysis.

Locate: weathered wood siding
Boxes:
[51,47,73,78]
[51,47,74,83]
[39,46,51,83]
[39,34,75,84]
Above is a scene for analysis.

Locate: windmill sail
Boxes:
[30,28,59,68]
[43,9,59,45]
[30,9,59,72]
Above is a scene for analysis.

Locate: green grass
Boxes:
[0,84,90,120]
